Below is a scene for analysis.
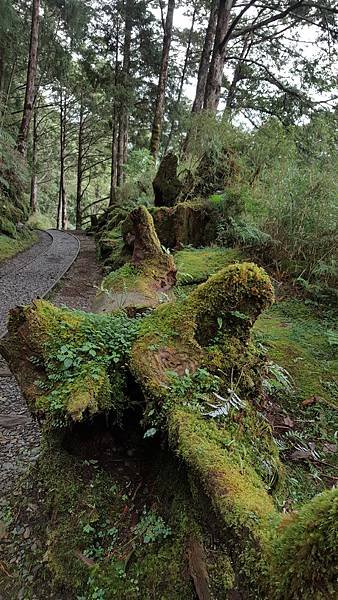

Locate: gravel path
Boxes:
[0,230,52,280]
[0,229,79,337]
[0,230,98,498]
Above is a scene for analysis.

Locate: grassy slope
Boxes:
[0,231,37,263]
[255,300,337,507]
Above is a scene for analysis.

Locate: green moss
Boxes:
[208,552,236,596]
[149,206,176,247]
[97,224,126,267]
[0,215,16,236]
[131,263,278,593]
[95,263,168,312]
[102,263,139,292]
[272,487,338,599]
[169,407,278,595]
[2,300,139,426]
[27,211,53,230]
[149,199,220,248]
[254,300,337,405]
[6,438,205,600]
[95,207,176,313]
[0,165,30,236]
[254,300,338,508]
[120,205,168,263]
[0,230,36,262]
[132,262,274,401]
[175,246,244,284]
[190,262,274,347]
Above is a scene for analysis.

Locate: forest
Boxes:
[0,0,337,599]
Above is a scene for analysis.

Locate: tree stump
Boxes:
[153,153,181,207]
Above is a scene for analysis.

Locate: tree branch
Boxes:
[228,0,305,41]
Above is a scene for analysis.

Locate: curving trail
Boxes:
[0,229,79,337]
[0,230,100,499]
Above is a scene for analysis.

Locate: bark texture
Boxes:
[149,0,175,160]
[109,19,120,206]
[204,0,233,112]
[29,107,38,213]
[57,91,67,230]
[192,0,219,113]
[17,0,40,156]
[76,94,84,229]
[117,0,132,187]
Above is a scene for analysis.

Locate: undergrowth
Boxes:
[30,302,141,424]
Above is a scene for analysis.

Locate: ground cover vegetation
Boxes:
[0,0,337,598]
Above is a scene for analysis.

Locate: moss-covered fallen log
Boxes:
[1,261,337,599]
[130,262,280,595]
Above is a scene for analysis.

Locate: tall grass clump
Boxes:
[182,113,337,287]
[251,116,337,284]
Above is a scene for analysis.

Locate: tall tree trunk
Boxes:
[17,0,40,156]
[109,113,118,206]
[57,179,62,229]
[76,93,84,229]
[109,19,119,206]
[116,122,123,187]
[192,0,219,114]
[30,106,38,213]
[203,0,233,112]
[59,90,67,230]
[165,7,196,153]
[117,0,133,186]
[0,46,5,103]
[149,0,175,160]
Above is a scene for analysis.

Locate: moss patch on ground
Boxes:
[39,444,195,600]
[0,230,37,262]
[254,300,337,405]
[254,300,338,508]
[0,435,239,600]
[95,261,174,313]
[174,246,244,284]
